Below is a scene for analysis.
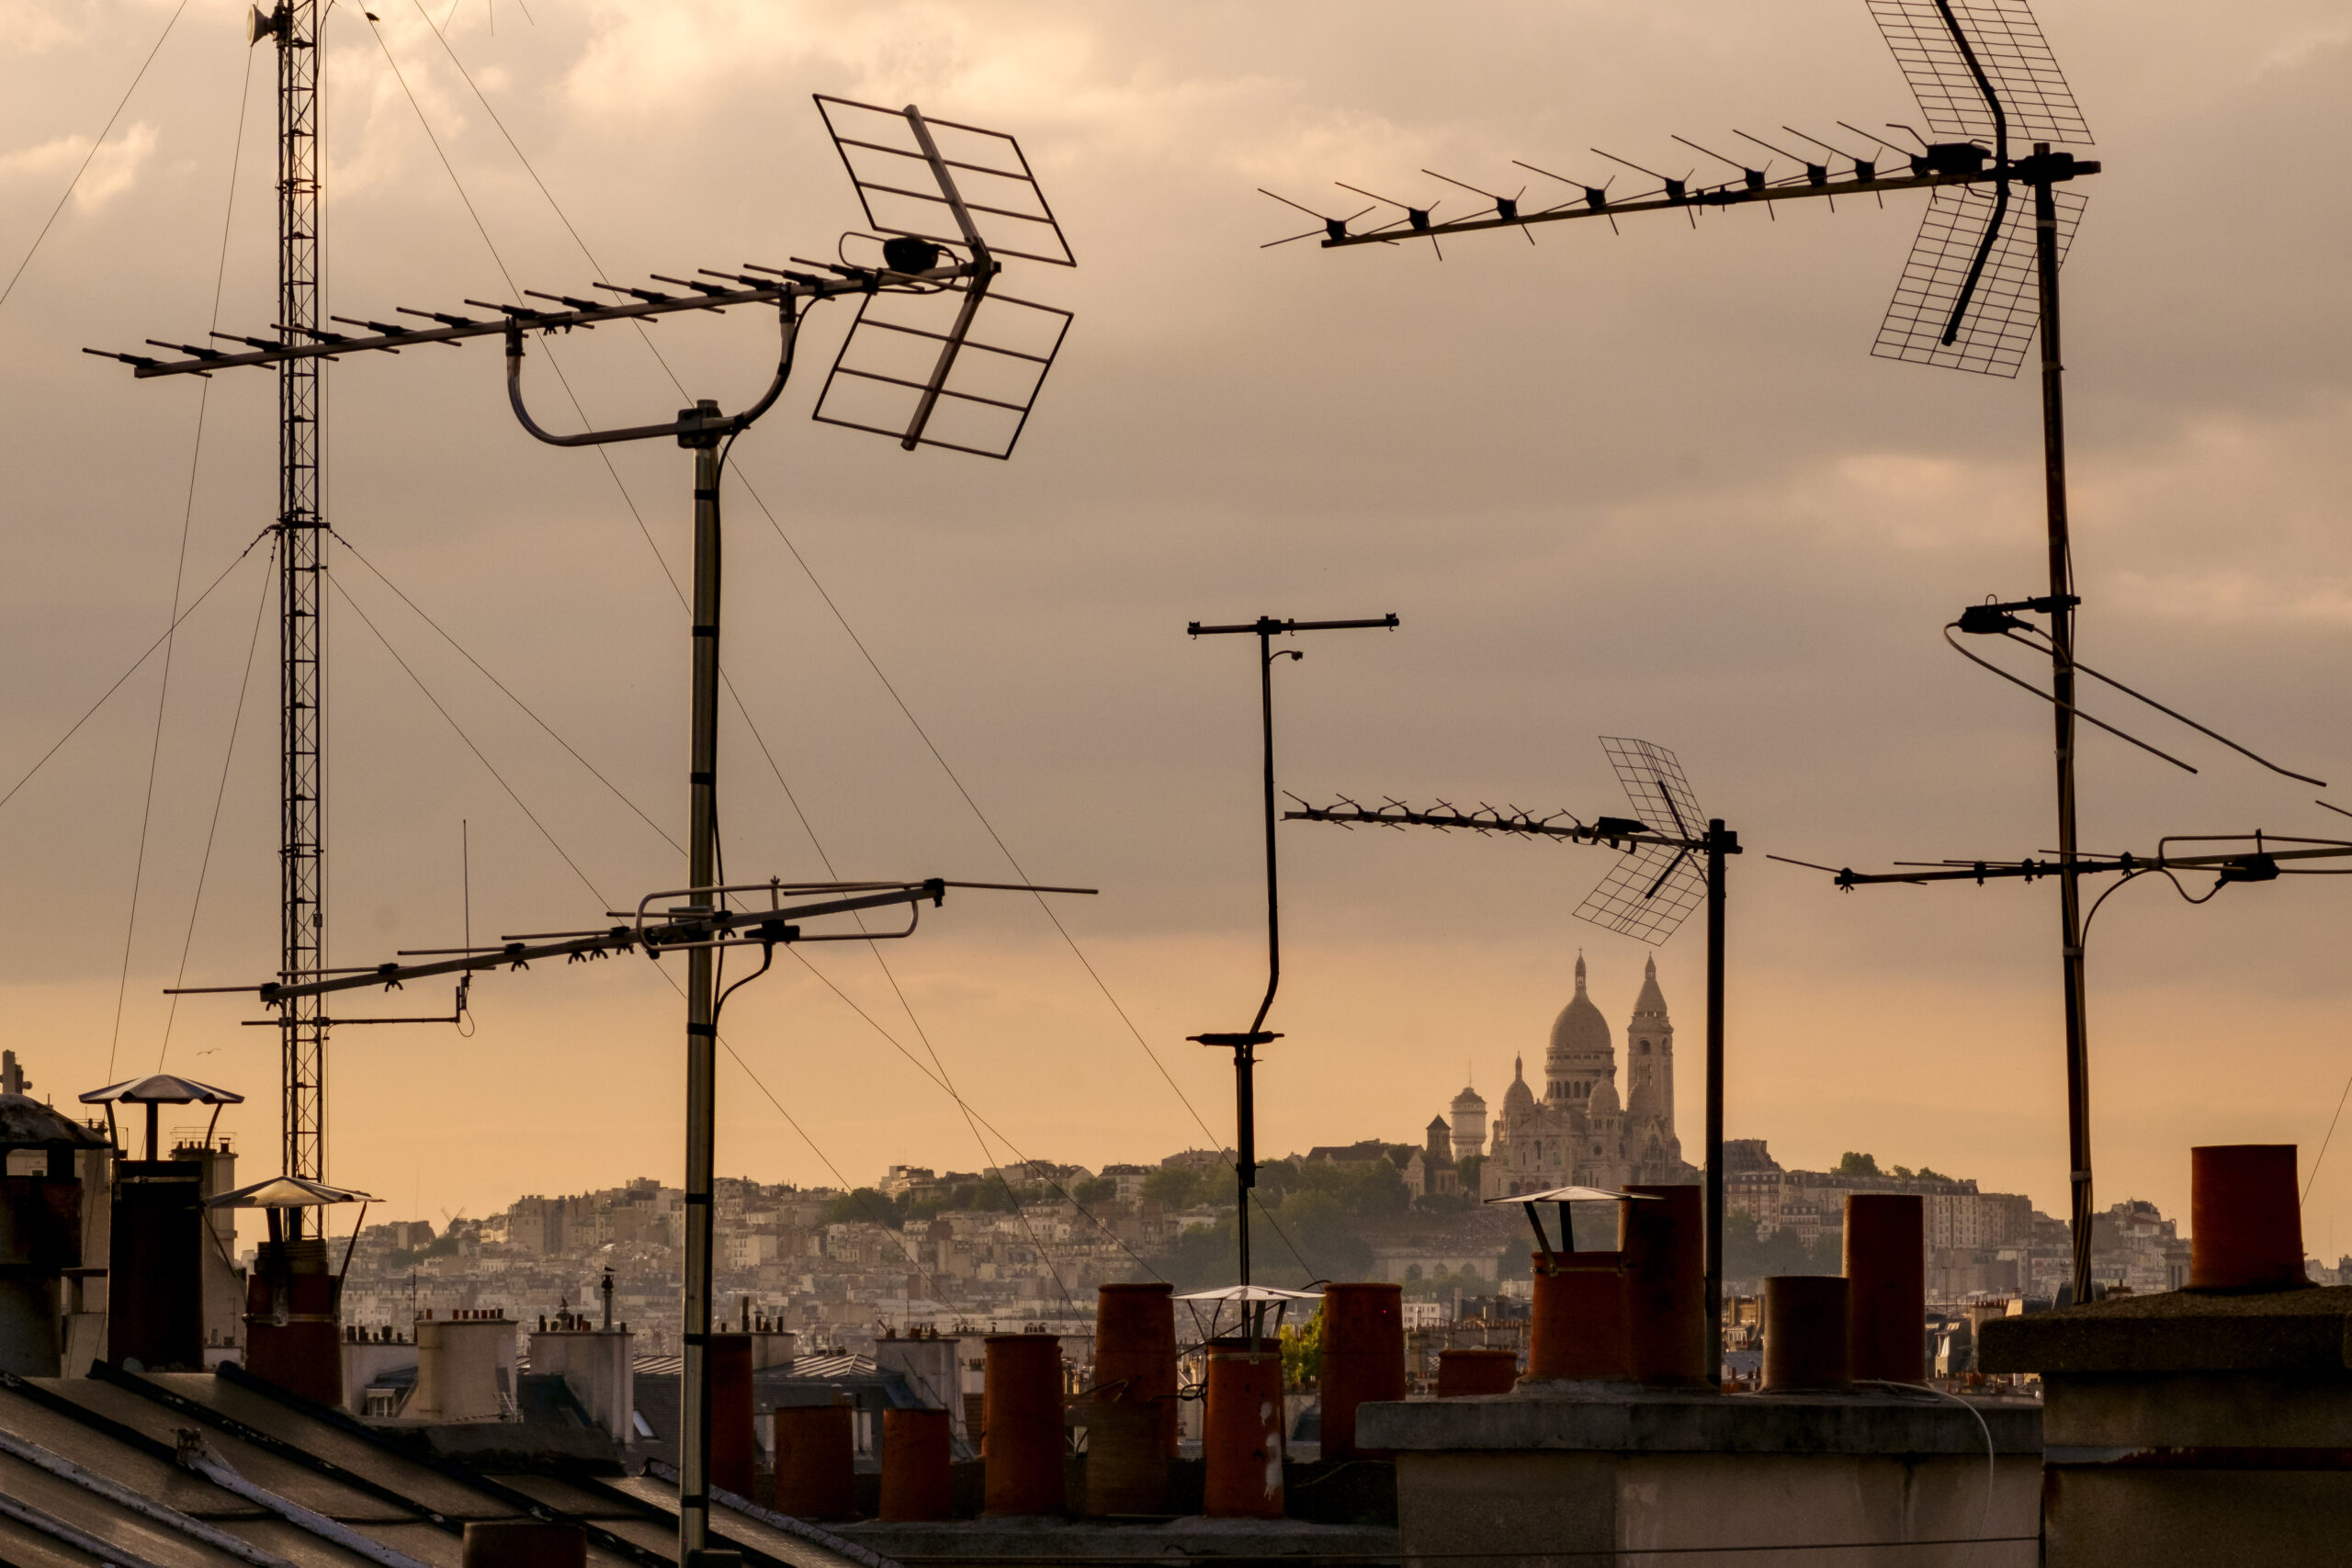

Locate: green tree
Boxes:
[1285,1156,1408,1217]
[1834,1151,1882,1178]
[1720,1207,1838,1279]
[1072,1177,1117,1206]
[1144,1165,1225,1211]
[1280,1307,1324,1389]
[820,1188,906,1227]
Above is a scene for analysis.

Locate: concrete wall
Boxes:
[529,1326,633,1442]
[411,1316,515,1422]
[343,1340,418,1415]
[875,1337,958,1431]
[1395,1450,2041,1568]
[171,1145,242,1352]
[2041,1369,2352,1567]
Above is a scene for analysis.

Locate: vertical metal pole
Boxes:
[1240,624,1278,1346]
[1252,624,1281,1038]
[678,403,722,1559]
[1235,1039,1256,1350]
[2031,151,2094,1308]
[1703,822,1725,1384]
[277,0,328,1235]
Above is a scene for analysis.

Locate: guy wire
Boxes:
[0,0,194,313]
[158,536,279,1072]
[0,531,270,819]
[114,41,262,1080]
[367,16,1315,1280]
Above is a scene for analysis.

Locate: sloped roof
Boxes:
[0,1095,108,1150]
[0,1361,890,1568]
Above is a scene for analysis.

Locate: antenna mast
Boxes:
[259,0,330,1236]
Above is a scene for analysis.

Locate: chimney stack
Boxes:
[2189,1145,2306,1292]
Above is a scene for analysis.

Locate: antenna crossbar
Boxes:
[1313,156,2092,249]
[89,264,982,379]
[1803,838,2352,888]
[168,878,1094,1005]
[1283,799,1722,854]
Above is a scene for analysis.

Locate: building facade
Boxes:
[1477,954,1694,1198]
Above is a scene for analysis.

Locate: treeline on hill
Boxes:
[387,1233,462,1269]
[819,1150,1492,1294]
[1153,1151,1488,1292]
[820,1174,1063,1229]
[1714,1151,1948,1280]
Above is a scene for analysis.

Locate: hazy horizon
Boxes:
[3,1,2348,1258]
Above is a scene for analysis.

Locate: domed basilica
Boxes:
[1452,953,1694,1199]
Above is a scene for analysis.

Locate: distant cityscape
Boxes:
[324,954,2339,1350]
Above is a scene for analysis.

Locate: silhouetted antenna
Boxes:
[1423,169,1532,241]
[1580,739,1710,944]
[1949,599,2327,786]
[1673,135,1768,193]
[1736,130,1824,185]
[1336,182,1446,255]
[1865,0,2091,147]
[1184,612,1400,1337]
[1513,162,1618,231]
[1591,148,1691,205]
[1285,735,1740,1379]
[101,95,1077,1565]
[1875,174,2082,373]
[1259,189,1375,248]
[1273,0,2118,1313]
[814,95,1075,266]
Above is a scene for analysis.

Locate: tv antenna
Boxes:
[1267,0,2127,1304]
[108,94,1077,1561]
[1183,613,1397,1345]
[1286,736,1740,1378]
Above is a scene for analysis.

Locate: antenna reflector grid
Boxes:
[814,94,1077,267]
[1600,736,1705,841]
[1576,838,1708,946]
[1864,0,2094,147]
[811,286,1073,459]
[1873,182,2083,377]
[1575,737,1710,945]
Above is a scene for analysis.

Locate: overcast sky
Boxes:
[2,1,2348,1258]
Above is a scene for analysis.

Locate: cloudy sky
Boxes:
[2,0,2347,1257]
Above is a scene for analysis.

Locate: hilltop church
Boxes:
[1437,953,1695,1198]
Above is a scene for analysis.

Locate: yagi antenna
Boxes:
[1284,733,1740,1380]
[96,93,1079,1563]
[1422,169,1533,241]
[1271,0,2117,1314]
[1258,188,1376,248]
[1336,182,1447,255]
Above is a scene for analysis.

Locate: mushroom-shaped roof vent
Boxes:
[206,1175,374,1211]
[78,1074,243,1107]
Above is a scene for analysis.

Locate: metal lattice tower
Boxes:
[274,0,329,1228]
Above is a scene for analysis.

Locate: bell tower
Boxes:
[1624,954,1678,1157]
